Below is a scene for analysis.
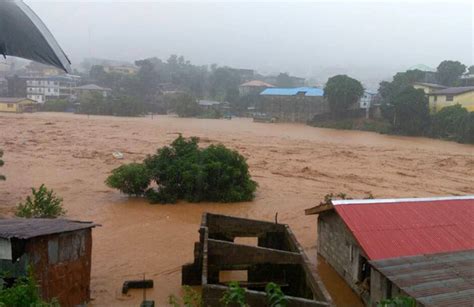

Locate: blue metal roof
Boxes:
[260,87,324,97]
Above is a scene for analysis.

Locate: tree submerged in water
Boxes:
[15,184,66,218]
[106,135,257,204]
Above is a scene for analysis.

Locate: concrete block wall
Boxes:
[317,212,361,294]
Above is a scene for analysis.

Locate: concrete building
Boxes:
[0,219,97,306]
[239,80,274,96]
[412,82,446,94]
[103,64,138,75]
[258,87,328,123]
[75,84,111,98]
[182,213,332,306]
[428,86,474,112]
[305,195,474,306]
[0,97,37,113]
[26,75,80,103]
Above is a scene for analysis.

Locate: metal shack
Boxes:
[182,213,332,306]
[305,195,474,306]
[0,218,97,306]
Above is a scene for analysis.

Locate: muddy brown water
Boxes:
[1,113,473,306]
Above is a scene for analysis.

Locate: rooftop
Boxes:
[240,80,275,88]
[0,97,35,103]
[260,87,324,97]
[306,196,474,260]
[0,218,97,240]
[430,86,474,96]
[413,82,447,89]
[370,249,474,306]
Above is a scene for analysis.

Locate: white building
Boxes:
[26,75,80,103]
[359,90,376,109]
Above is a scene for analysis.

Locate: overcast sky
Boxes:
[25,0,473,85]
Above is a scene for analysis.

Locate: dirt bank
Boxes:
[1,113,473,306]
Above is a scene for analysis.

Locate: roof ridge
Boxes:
[332,195,474,205]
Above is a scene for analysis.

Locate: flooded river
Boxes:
[1,113,473,306]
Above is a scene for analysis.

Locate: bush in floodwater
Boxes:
[106,135,257,204]
[15,184,66,218]
[106,163,151,196]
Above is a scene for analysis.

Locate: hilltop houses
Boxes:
[305,196,474,306]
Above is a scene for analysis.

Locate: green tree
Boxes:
[221,282,247,307]
[468,65,474,75]
[173,93,200,117]
[42,99,70,112]
[390,87,429,135]
[0,269,59,307]
[106,163,151,196]
[324,75,364,116]
[431,105,474,143]
[436,60,466,86]
[106,136,257,204]
[15,184,66,218]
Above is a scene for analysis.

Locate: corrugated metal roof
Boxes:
[260,87,324,97]
[0,218,97,240]
[333,196,474,260]
[370,249,474,306]
[430,86,474,95]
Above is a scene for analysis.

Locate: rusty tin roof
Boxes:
[0,218,97,240]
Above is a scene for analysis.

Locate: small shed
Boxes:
[0,218,97,306]
[305,196,474,305]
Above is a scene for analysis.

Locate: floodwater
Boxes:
[1,113,473,306]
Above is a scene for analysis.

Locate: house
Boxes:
[0,219,97,306]
[0,97,37,113]
[412,82,446,94]
[26,74,80,103]
[258,87,328,122]
[198,100,230,114]
[182,213,332,306]
[239,80,275,96]
[359,91,377,119]
[103,64,138,75]
[428,86,474,112]
[75,84,111,98]
[305,195,474,306]
[370,249,474,306]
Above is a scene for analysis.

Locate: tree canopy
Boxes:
[436,60,466,86]
[390,87,429,135]
[324,75,364,115]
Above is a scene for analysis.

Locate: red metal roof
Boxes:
[333,197,474,260]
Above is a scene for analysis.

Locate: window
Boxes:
[434,96,437,102]
[7,104,14,108]
[446,95,454,101]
